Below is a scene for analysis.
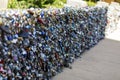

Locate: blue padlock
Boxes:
[7,35,13,41]
[40,11,44,18]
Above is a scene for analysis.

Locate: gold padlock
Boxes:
[0,17,3,26]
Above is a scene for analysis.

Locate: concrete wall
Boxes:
[0,0,8,9]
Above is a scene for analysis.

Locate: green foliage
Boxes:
[87,1,96,6]
[43,0,66,8]
[52,0,65,8]
[8,0,67,9]
[8,0,42,8]
[8,0,97,8]
[8,0,18,8]
[11,0,67,8]
[61,0,67,3]
[44,0,55,4]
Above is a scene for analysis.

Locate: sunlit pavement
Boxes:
[106,29,120,41]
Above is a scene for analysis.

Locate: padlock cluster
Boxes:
[0,7,107,80]
[106,2,120,34]
[96,2,120,35]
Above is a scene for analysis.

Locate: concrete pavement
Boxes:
[53,39,120,80]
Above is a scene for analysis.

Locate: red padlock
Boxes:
[37,17,44,24]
